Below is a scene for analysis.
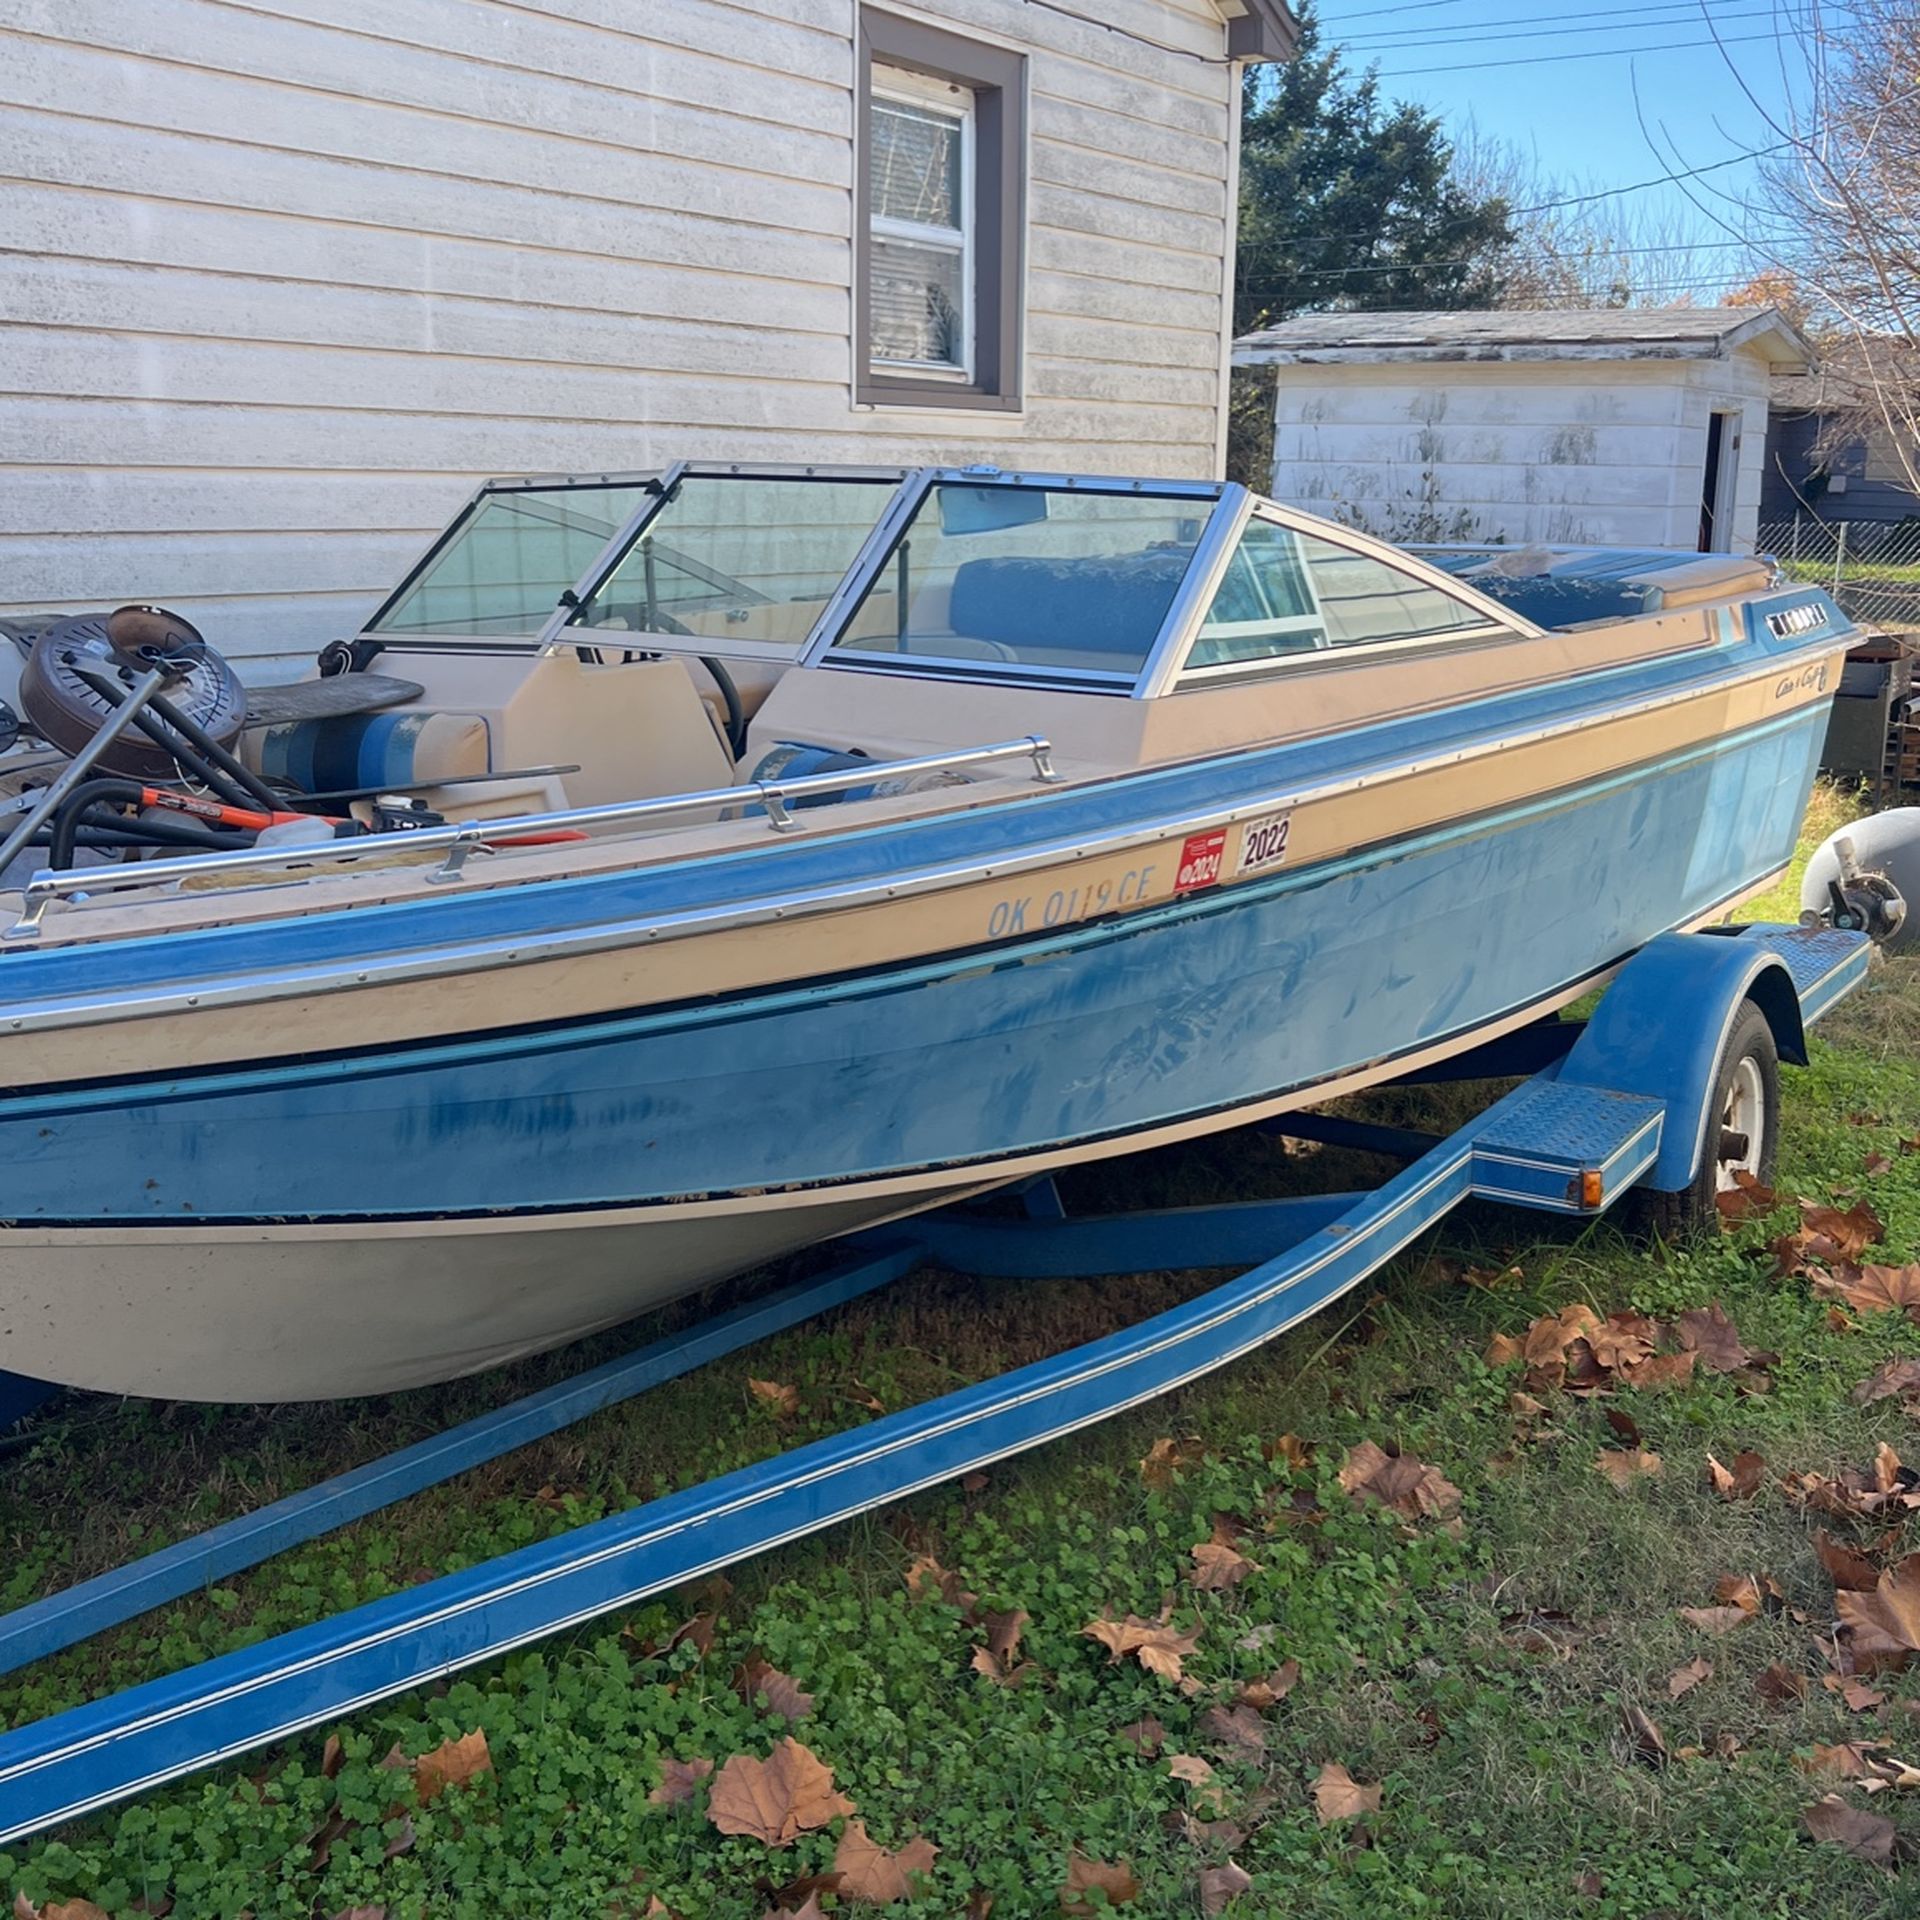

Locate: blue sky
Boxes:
[1311,0,1808,296]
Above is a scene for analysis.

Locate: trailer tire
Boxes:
[1625,1000,1779,1243]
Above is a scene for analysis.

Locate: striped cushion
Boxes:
[248,710,491,794]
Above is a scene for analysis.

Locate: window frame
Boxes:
[856,10,1025,413]
[1162,500,1529,692]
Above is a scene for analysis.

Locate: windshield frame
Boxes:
[803,468,1234,696]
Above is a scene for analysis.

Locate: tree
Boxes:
[1233,4,1514,335]
[1738,1,1920,491]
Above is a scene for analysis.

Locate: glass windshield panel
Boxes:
[568,476,900,654]
[828,484,1209,679]
[372,483,653,636]
[1188,520,1492,671]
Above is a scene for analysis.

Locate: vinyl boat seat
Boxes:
[945,551,1192,665]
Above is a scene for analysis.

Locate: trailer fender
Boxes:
[1556,931,1806,1193]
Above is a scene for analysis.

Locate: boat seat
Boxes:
[243,708,492,794]
[948,551,1190,656]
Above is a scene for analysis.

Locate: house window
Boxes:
[857,10,1024,411]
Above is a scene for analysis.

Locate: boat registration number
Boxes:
[1174,829,1227,893]
[1235,810,1292,877]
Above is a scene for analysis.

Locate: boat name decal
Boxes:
[1772,660,1829,700]
[1766,603,1826,640]
[1235,811,1293,878]
[1174,830,1227,895]
[986,863,1157,937]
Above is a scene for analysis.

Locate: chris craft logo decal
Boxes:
[1235,810,1292,877]
[1174,829,1227,893]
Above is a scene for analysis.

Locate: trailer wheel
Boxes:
[1625,1001,1779,1242]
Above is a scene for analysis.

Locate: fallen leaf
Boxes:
[1199,1704,1268,1765]
[1623,1351,1697,1392]
[1714,1572,1775,1614]
[1804,1793,1901,1865]
[1678,1605,1752,1636]
[1803,1199,1888,1263]
[1521,1303,1602,1369]
[1675,1303,1758,1374]
[760,1899,822,1920]
[1116,1716,1166,1756]
[1595,1448,1662,1489]
[1337,1441,1461,1520]
[707,1739,855,1847]
[748,1377,800,1418]
[1141,1436,1206,1487]
[832,1819,939,1903]
[1588,1317,1655,1372]
[1755,1663,1810,1706]
[904,1555,978,1615]
[1264,1433,1315,1470]
[1622,1702,1668,1767]
[648,1754,715,1807]
[413,1728,491,1804]
[321,1733,345,1779]
[1843,1679,1890,1711]
[1311,1761,1382,1823]
[1799,1741,1885,1779]
[1059,1854,1139,1916]
[1198,1862,1253,1914]
[1818,1264,1920,1316]
[1867,1152,1895,1176]
[1716,1170,1779,1222]
[1485,1331,1525,1367]
[1705,1450,1767,1500]
[1083,1608,1204,1682]
[1837,1554,1920,1666]
[735,1656,815,1722]
[1854,1357,1920,1406]
[971,1607,1033,1686]
[1816,1528,1884,1593]
[1605,1408,1643,1445]
[1668,1656,1713,1699]
[25,1906,111,1920]
[1235,1660,1299,1709]
[1168,1753,1216,1788]
[1190,1541,1260,1591]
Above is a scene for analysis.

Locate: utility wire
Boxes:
[1346,4,1854,50]
[1373,28,1784,77]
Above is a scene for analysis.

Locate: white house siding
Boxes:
[1267,355,1776,554]
[0,0,1238,667]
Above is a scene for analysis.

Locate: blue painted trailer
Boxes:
[0,922,1874,1845]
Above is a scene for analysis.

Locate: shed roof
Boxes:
[1233,306,1813,370]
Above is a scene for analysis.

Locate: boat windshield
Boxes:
[370,481,657,637]
[564,473,904,658]
[819,481,1214,684]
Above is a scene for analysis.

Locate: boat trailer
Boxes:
[0,922,1875,1844]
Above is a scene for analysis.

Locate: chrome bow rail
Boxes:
[3,736,1060,939]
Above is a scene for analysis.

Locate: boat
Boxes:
[0,463,1854,1402]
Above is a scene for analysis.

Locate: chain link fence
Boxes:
[1757,516,1920,632]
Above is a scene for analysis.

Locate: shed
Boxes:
[1233,306,1813,555]
[1764,342,1920,525]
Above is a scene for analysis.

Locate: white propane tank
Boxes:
[1801,809,1920,952]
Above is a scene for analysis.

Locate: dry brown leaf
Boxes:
[1116,1715,1166,1756]
[1837,1554,1920,1665]
[706,1738,855,1847]
[1264,1433,1315,1470]
[22,1907,111,1920]
[904,1555,978,1615]
[1816,1528,1884,1593]
[1167,1753,1216,1787]
[1799,1741,1885,1779]
[1714,1572,1776,1614]
[748,1377,800,1418]
[1083,1607,1203,1682]
[1199,1704,1268,1765]
[1588,1318,1655,1371]
[1198,1862,1253,1914]
[1484,1331,1525,1367]
[1190,1541,1261,1591]
[1622,1702,1668,1766]
[1338,1440,1462,1520]
[1623,1351,1697,1392]
[1843,1679,1890,1711]
[1675,1303,1759,1374]
[1818,1264,1920,1316]
[1705,1450,1766,1500]
[1678,1605,1752,1636]
[1141,1436,1206,1487]
[735,1656,815,1722]
[1235,1659,1299,1709]
[1802,1199,1888,1263]
[1804,1793,1901,1865]
[1311,1761,1382,1823]
[1667,1656,1713,1699]
[971,1607,1033,1686]
[1755,1663,1810,1706]
[1521,1303,1603,1368]
[1853,1356,1920,1405]
[648,1754,715,1807]
[1716,1170,1779,1222]
[413,1728,492,1804]
[1059,1854,1140,1916]
[760,1899,821,1920]
[831,1819,939,1903]
[1595,1448,1662,1489]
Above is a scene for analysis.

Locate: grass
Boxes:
[7,785,1920,1918]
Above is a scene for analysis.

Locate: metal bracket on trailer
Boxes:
[0,925,1872,1845]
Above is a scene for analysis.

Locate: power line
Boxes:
[1346,4,1844,50]
[1372,28,1784,77]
